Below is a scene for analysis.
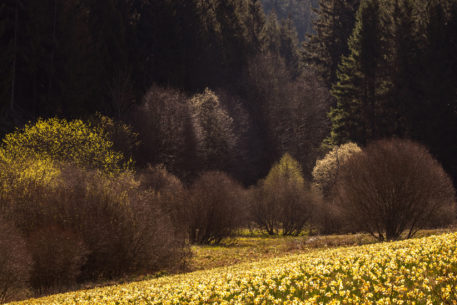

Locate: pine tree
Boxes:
[386,0,420,137]
[329,0,388,145]
[303,0,360,87]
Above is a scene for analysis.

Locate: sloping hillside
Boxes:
[11,233,457,304]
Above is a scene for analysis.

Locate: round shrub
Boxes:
[335,138,456,241]
[186,171,245,244]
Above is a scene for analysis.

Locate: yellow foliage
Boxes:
[264,153,304,187]
[0,157,60,197]
[12,233,457,304]
[0,118,130,174]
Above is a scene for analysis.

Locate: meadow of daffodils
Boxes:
[13,233,457,305]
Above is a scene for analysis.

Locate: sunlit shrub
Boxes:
[310,142,361,234]
[0,118,129,173]
[190,89,237,172]
[312,142,361,199]
[250,153,315,235]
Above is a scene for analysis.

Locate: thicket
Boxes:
[1,117,456,303]
[0,119,188,302]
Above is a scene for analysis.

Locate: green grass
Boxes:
[188,227,456,271]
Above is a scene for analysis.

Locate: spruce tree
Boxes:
[386,0,420,137]
[303,0,360,87]
[329,0,388,145]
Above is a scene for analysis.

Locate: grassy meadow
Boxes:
[9,230,457,304]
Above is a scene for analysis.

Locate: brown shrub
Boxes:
[309,200,347,235]
[0,218,32,303]
[137,164,188,238]
[186,172,246,244]
[0,160,188,291]
[52,166,188,280]
[27,226,88,294]
[249,154,315,236]
[137,164,183,193]
[335,138,456,241]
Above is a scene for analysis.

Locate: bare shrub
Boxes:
[137,164,188,236]
[0,159,188,289]
[52,166,188,280]
[137,164,183,193]
[186,172,246,244]
[335,138,456,241]
[311,142,362,234]
[310,201,347,235]
[249,154,315,236]
[0,218,32,303]
[27,226,88,294]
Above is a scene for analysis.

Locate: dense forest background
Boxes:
[1,0,456,187]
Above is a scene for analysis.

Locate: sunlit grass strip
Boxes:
[12,233,457,304]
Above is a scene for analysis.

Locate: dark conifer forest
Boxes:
[2,0,455,186]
